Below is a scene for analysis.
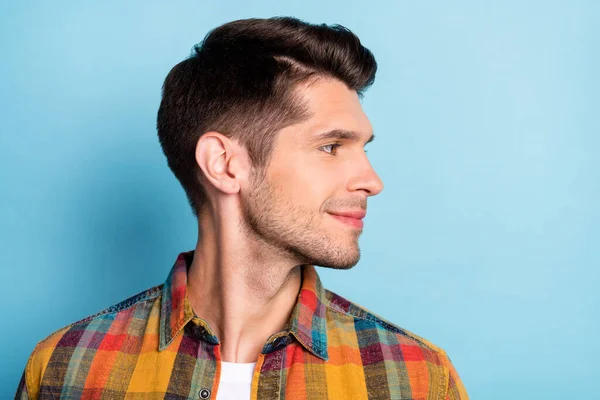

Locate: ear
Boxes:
[195,132,249,196]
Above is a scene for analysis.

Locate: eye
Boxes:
[320,143,342,155]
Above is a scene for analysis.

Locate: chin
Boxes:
[314,249,361,270]
[317,260,359,271]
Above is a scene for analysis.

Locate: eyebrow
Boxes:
[312,129,375,145]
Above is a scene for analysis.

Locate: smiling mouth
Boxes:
[328,213,364,229]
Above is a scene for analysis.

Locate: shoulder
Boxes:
[21,284,163,398]
[322,288,468,397]
[323,287,445,354]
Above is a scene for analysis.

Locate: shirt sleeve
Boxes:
[441,350,469,400]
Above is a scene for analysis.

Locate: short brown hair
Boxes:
[157,16,377,217]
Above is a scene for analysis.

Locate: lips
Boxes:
[328,210,366,220]
[327,211,365,229]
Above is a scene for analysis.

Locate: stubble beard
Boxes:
[241,168,361,270]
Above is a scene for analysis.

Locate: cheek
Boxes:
[271,157,334,206]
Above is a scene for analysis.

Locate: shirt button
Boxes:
[199,388,211,399]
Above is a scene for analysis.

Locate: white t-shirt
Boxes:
[215,361,257,400]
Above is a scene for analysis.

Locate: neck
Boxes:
[186,205,303,363]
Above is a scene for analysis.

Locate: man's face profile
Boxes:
[240,77,384,270]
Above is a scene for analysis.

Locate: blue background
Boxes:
[1,1,598,398]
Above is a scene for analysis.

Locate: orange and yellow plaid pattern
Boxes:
[15,251,468,399]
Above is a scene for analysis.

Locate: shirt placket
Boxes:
[186,320,288,400]
[185,318,220,399]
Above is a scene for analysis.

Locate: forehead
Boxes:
[287,78,373,143]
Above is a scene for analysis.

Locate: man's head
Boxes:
[157,17,383,269]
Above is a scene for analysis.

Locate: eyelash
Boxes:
[319,143,369,156]
[320,143,342,155]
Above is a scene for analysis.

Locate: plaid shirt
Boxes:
[16,251,468,399]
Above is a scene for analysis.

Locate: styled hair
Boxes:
[157,16,377,217]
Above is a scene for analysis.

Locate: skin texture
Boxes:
[186,77,384,362]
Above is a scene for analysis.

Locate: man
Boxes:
[16,17,468,399]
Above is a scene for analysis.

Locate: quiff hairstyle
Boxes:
[157,16,377,217]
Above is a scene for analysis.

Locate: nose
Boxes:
[347,156,384,197]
